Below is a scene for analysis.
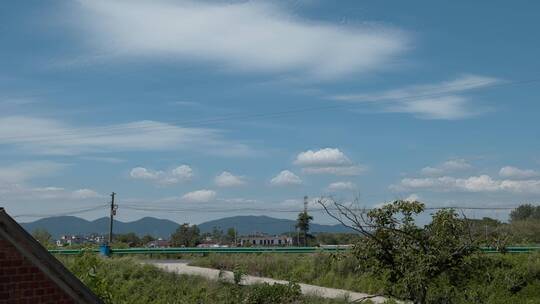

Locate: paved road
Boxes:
[147,260,391,303]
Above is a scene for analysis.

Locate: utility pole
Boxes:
[303,195,308,247]
[234,226,237,247]
[108,192,117,244]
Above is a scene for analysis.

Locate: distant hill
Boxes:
[21,215,351,239]
[198,215,352,235]
[21,216,179,239]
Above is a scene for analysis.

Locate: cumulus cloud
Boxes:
[0,116,253,156]
[181,189,217,203]
[129,165,193,185]
[332,75,501,119]
[270,170,302,186]
[397,175,540,194]
[172,165,194,181]
[74,0,408,80]
[129,167,161,180]
[326,181,356,192]
[404,193,420,202]
[295,148,365,176]
[215,171,246,187]
[421,158,472,176]
[294,148,351,167]
[499,166,539,179]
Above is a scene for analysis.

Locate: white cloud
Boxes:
[172,165,194,181]
[0,116,252,156]
[295,148,365,176]
[129,165,193,185]
[215,171,246,187]
[332,75,501,119]
[71,189,104,199]
[302,165,366,176]
[326,181,356,192]
[294,148,351,167]
[499,166,539,179]
[270,170,302,186]
[421,158,471,176]
[0,161,103,202]
[0,161,66,183]
[398,175,540,194]
[74,0,407,80]
[181,189,217,203]
[404,193,420,202]
[0,183,104,201]
[129,167,162,180]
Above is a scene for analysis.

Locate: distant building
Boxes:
[56,234,106,247]
[56,235,84,247]
[0,207,103,303]
[239,234,293,246]
[146,238,170,248]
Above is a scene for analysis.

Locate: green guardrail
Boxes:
[48,246,540,255]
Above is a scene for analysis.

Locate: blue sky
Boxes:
[1,0,539,224]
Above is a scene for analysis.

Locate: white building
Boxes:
[239,234,293,246]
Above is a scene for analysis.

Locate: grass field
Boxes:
[59,254,357,304]
[190,252,540,304]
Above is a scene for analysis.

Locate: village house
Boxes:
[238,234,293,246]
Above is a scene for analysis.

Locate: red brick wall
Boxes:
[0,237,75,304]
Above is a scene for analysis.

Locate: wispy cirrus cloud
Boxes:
[0,162,104,202]
[332,74,501,119]
[326,181,357,192]
[0,116,253,156]
[421,158,472,177]
[71,0,408,80]
[181,189,217,203]
[499,166,539,179]
[395,175,540,195]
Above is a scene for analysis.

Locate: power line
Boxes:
[12,203,109,219]
[1,77,540,143]
[120,204,524,214]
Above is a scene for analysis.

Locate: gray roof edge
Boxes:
[0,208,104,304]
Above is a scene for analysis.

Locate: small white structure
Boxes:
[239,234,293,246]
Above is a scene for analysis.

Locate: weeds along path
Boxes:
[146,260,394,304]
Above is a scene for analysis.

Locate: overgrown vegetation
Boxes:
[60,254,351,304]
[191,252,540,304]
[191,199,540,304]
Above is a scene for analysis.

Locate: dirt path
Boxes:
[147,260,391,303]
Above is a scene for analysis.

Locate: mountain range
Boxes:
[21,215,351,239]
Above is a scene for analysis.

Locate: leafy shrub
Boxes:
[244,282,302,304]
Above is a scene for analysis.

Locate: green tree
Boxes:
[296,211,313,246]
[171,223,200,247]
[115,232,141,247]
[320,198,479,304]
[211,226,224,243]
[510,204,536,222]
[140,234,155,246]
[510,204,540,222]
[32,228,52,246]
[226,227,237,245]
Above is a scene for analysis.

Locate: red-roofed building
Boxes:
[0,208,103,303]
